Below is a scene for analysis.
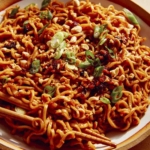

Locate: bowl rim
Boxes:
[0,0,150,150]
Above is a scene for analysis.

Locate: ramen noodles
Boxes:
[0,0,150,149]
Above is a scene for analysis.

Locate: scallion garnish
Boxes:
[9,7,19,18]
[38,23,49,35]
[99,24,107,34]
[50,31,69,49]
[43,85,56,97]
[23,20,29,26]
[55,32,69,41]
[123,8,139,25]
[111,86,123,103]
[79,50,94,68]
[23,20,30,33]
[58,40,67,50]
[100,97,110,104]
[32,59,40,68]
[29,67,39,74]
[39,10,53,20]
[29,59,40,74]
[24,3,36,10]
[99,31,108,46]
[50,38,60,49]
[1,77,9,85]
[94,24,107,39]
[62,31,69,39]
[23,20,29,29]
[54,41,66,59]
[50,32,65,48]
[105,46,115,59]
[66,52,76,64]
[48,31,69,59]
[85,50,95,65]
[94,24,109,46]
[79,50,103,76]
[94,26,101,38]
[41,0,51,9]
[94,58,101,66]
[94,66,104,77]
[79,60,91,69]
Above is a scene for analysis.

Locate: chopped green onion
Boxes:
[41,0,51,9]
[38,23,49,35]
[93,24,107,39]
[29,67,39,74]
[100,97,110,104]
[23,20,29,26]
[48,31,69,59]
[31,59,40,68]
[51,32,64,48]
[53,31,68,41]
[66,52,76,64]
[99,31,108,46]
[15,107,26,115]
[9,7,19,18]
[50,31,68,48]
[29,60,40,74]
[99,24,107,34]
[62,31,69,39]
[54,40,66,59]
[65,63,78,70]
[94,26,101,38]
[1,77,9,85]
[94,24,108,46]
[85,50,94,59]
[58,40,67,49]
[24,3,36,10]
[99,36,107,46]
[123,8,139,25]
[54,41,66,59]
[94,58,101,66]
[39,10,53,20]
[79,50,102,69]
[79,60,91,69]
[85,50,95,65]
[111,86,123,103]
[43,85,56,97]
[50,38,60,49]
[23,20,30,33]
[94,66,104,77]
[105,46,115,59]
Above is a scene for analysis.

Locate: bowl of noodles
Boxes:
[0,0,150,150]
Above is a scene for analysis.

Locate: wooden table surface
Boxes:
[0,0,150,150]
